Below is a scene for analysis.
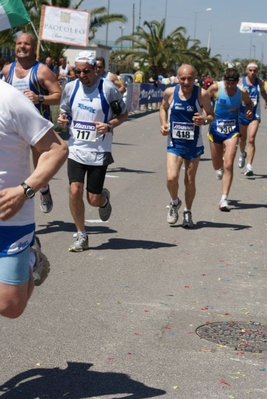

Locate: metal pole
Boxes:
[164,0,168,38]
[105,0,110,46]
[139,0,142,27]
[193,12,198,39]
[132,3,135,47]
[207,25,212,51]
[249,36,252,58]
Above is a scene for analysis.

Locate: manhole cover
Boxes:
[196,321,267,352]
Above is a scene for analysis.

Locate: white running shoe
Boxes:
[167,198,182,224]
[69,233,89,252]
[219,198,230,212]
[238,152,247,169]
[216,168,224,180]
[244,165,253,177]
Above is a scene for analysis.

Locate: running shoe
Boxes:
[40,185,53,213]
[31,236,50,286]
[216,168,224,180]
[98,188,112,221]
[244,165,254,177]
[219,198,230,212]
[69,233,89,252]
[182,210,194,228]
[238,152,247,169]
[167,198,182,224]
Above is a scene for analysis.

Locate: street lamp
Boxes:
[193,8,212,40]
[119,26,125,50]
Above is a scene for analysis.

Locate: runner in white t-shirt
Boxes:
[0,80,68,319]
[57,51,128,252]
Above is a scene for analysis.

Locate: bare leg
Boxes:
[166,153,183,200]
[209,141,224,171]
[239,124,248,155]
[246,120,259,165]
[69,182,85,232]
[183,157,200,209]
[0,278,34,319]
[221,137,239,196]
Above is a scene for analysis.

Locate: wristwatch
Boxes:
[203,119,209,125]
[21,182,35,199]
[107,123,114,133]
[38,94,45,103]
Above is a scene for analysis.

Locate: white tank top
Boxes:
[10,69,31,92]
[59,64,69,77]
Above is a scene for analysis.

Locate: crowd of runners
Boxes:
[0,31,266,319]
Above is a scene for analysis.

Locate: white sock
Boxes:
[78,230,87,238]
[40,186,49,193]
[171,198,179,206]
[221,194,227,201]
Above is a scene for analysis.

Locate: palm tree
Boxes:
[113,19,210,78]
[0,1,127,61]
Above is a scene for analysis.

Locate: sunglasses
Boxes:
[96,65,104,69]
[76,69,91,74]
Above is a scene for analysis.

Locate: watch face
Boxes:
[26,188,35,199]
[39,95,44,103]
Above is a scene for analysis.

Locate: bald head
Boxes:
[177,64,196,92]
[177,64,196,77]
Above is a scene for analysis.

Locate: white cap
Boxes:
[75,51,96,65]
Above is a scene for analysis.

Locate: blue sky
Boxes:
[80,0,267,62]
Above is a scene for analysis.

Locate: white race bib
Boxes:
[250,96,257,106]
[73,120,97,142]
[216,119,236,134]
[172,122,194,140]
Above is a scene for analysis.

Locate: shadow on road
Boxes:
[229,199,267,210]
[0,361,165,399]
[193,220,252,230]
[107,166,155,175]
[169,220,251,230]
[237,173,267,180]
[92,238,177,250]
[36,220,117,236]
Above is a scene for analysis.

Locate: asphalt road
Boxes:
[0,104,267,399]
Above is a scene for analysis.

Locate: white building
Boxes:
[64,42,111,67]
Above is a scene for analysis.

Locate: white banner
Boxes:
[240,22,267,34]
[40,6,90,46]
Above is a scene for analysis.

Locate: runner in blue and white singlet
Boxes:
[206,68,253,212]
[2,32,62,215]
[168,84,204,160]
[237,63,267,176]
[160,64,214,228]
[208,80,242,144]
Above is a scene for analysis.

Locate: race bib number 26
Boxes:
[172,122,194,140]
